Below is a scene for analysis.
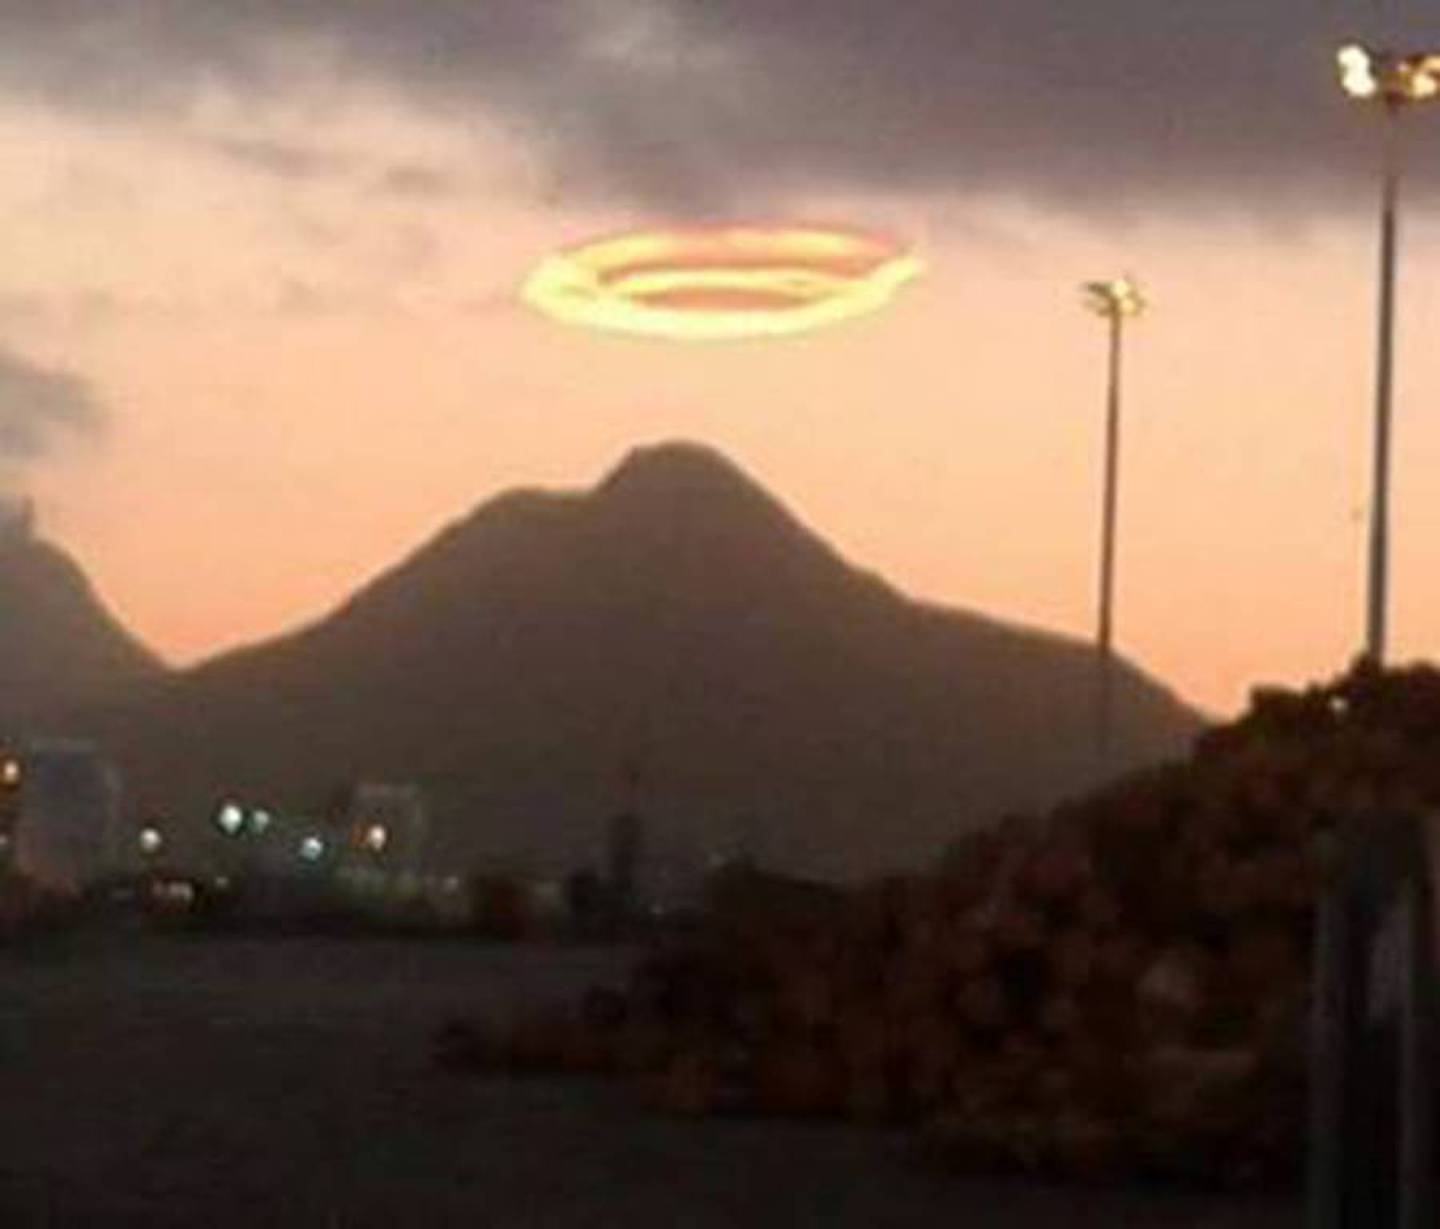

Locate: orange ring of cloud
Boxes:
[521,224,922,341]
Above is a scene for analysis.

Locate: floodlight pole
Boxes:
[1083,277,1142,765]
[1338,42,1440,664]
[1095,308,1125,762]
[1367,100,1401,666]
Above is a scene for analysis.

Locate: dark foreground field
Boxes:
[0,929,1301,1228]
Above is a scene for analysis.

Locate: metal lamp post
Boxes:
[1337,42,1440,665]
[1082,276,1146,763]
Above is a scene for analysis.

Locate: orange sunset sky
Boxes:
[3,3,1440,718]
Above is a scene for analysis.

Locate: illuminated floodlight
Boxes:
[1337,42,1440,104]
[139,826,164,856]
[361,823,389,853]
[521,224,923,341]
[1082,276,1146,320]
[215,801,245,836]
[299,834,326,863]
[249,808,273,835]
[1338,44,1381,99]
[1,757,19,787]
[1334,42,1440,663]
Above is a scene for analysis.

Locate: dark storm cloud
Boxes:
[0,2,571,114]
[0,2,1423,215]
[0,347,104,464]
[654,0,1371,210]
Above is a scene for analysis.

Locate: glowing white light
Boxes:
[216,802,244,836]
[299,835,325,862]
[1,758,19,786]
[1338,44,1379,99]
[139,827,164,855]
[1405,58,1440,99]
[361,824,389,853]
[250,809,273,835]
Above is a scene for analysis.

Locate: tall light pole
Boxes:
[1337,43,1440,665]
[1082,276,1146,763]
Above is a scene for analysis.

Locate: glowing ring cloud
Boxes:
[521,224,922,341]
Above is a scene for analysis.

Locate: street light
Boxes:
[1336,42,1440,664]
[215,800,244,836]
[1082,276,1146,762]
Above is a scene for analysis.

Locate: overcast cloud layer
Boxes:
[0,2,1430,215]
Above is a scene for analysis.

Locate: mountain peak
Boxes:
[597,440,771,507]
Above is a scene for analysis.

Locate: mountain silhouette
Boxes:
[75,442,1203,879]
[0,515,164,735]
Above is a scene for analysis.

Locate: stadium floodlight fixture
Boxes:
[1334,41,1440,663]
[1337,43,1440,104]
[1083,276,1146,321]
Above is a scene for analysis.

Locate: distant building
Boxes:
[12,739,123,893]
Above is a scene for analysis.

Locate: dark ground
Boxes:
[0,928,1303,1227]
